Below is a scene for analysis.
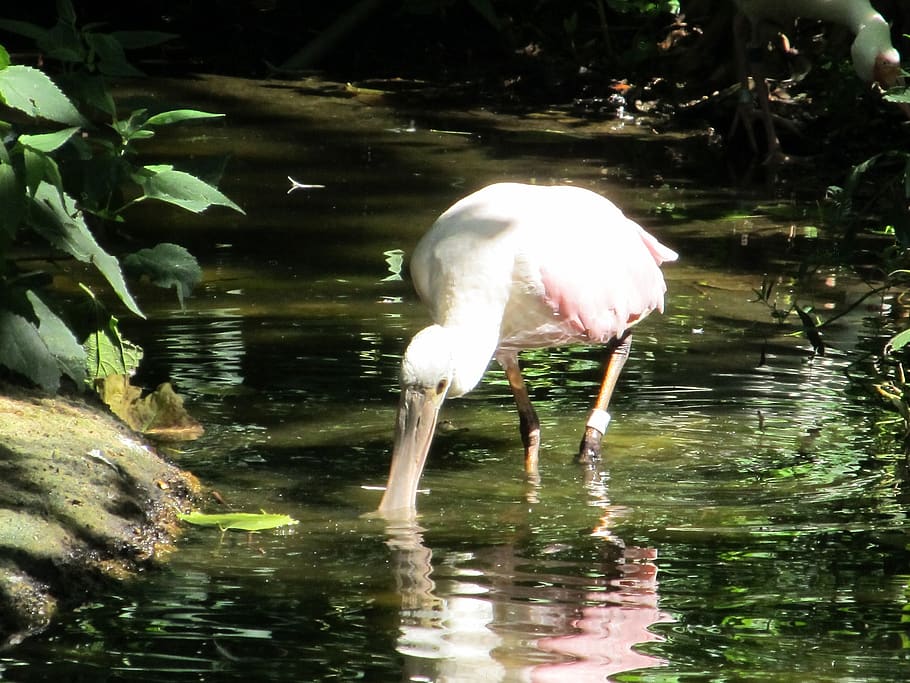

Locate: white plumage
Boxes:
[378,183,677,515]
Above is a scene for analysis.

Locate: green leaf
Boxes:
[122,243,202,309]
[0,309,63,391]
[109,30,178,50]
[178,511,299,532]
[0,19,49,43]
[28,182,144,318]
[18,126,80,152]
[143,109,225,127]
[885,89,910,105]
[0,65,87,126]
[83,31,145,77]
[62,72,115,116]
[82,314,143,381]
[40,21,84,63]
[26,290,86,387]
[134,164,244,214]
[23,147,64,198]
[0,161,24,238]
[0,44,10,70]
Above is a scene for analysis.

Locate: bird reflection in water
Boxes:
[383,489,671,681]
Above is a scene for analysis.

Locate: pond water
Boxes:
[3,75,910,681]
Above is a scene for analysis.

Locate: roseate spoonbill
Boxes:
[377,183,677,515]
[733,0,908,157]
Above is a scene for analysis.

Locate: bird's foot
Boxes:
[577,409,610,465]
[577,426,603,465]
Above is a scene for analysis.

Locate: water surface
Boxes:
[3,75,909,682]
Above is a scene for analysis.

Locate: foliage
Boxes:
[0,2,243,394]
[827,151,910,248]
[751,149,910,451]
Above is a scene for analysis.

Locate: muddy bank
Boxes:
[0,384,200,648]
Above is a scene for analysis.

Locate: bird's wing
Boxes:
[534,190,677,342]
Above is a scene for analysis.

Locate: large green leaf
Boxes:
[18,126,80,152]
[0,65,87,126]
[134,164,244,214]
[83,315,143,380]
[143,109,225,127]
[123,243,202,309]
[28,182,144,318]
[26,290,86,387]
[0,310,61,391]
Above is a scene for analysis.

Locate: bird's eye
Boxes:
[436,378,448,395]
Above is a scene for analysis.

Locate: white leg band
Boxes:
[586,409,611,434]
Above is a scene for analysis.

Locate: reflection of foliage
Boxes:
[752,150,910,454]
[0,1,243,394]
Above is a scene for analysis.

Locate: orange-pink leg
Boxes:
[730,11,784,163]
[498,352,541,474]
[578,332,632,463]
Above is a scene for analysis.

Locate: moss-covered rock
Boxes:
[0,383,200,647]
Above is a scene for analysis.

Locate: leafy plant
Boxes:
[0,3,243,396]
[827,150,910,248]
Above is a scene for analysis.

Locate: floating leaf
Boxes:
[0,64,86,126]
[178,511,299,532]
[133,164,244,214]
[143,109,225,127]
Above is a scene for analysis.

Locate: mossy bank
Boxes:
[0,383,200,647]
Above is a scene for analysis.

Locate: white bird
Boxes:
[733,0,906,156]
[377,183,678,516]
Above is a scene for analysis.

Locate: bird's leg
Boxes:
[497,352,541,476]
[730,11,784,164]
[730,11,760,154]
[578,332,632,464]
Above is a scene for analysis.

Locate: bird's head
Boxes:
[377,326,455,517]
[851,20,901,87]
[871,49,902,89]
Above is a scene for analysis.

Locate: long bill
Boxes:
[377,385,445,516]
